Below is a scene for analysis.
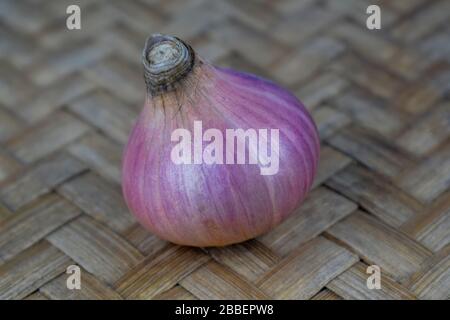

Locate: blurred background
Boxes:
[0,0,449,300]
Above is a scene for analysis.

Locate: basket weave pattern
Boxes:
[0,0,449,300]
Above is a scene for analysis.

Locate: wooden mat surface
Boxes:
[0,0,449,300]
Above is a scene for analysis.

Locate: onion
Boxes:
[122,34,320,247]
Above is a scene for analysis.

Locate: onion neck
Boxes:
[142,34,196,96]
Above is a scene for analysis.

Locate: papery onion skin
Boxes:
[122,35,320,247]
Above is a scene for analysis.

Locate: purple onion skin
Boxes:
[122,57,320,247]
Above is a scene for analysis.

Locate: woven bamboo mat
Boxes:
[0,0,449,300]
